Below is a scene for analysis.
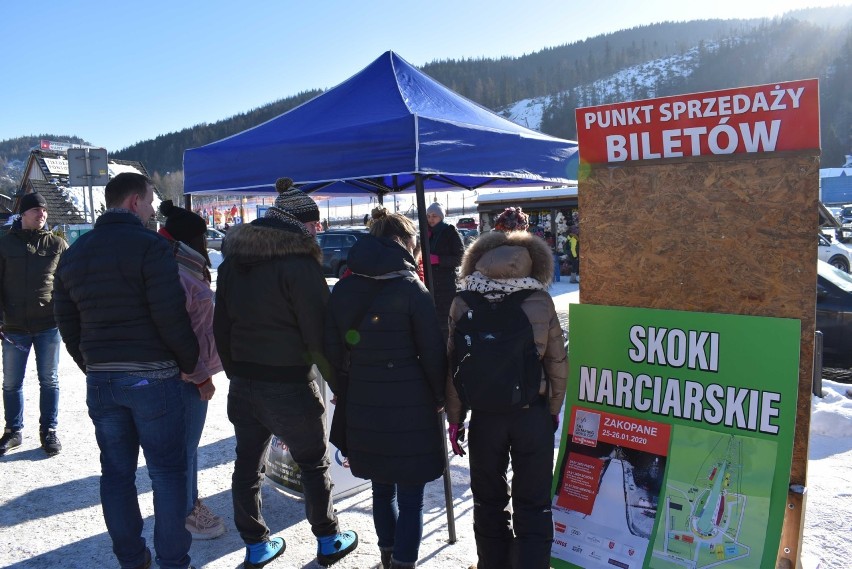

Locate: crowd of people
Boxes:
[0,174,568,569]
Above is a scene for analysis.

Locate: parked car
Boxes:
[456,217,478,230]
[839,204,852,227]
[817,259,852,367]
[458,228,479,246]
[818,232,852,273]
[317,228,368,277]
[206,228,226,250]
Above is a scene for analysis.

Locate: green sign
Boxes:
[551,304,800,569]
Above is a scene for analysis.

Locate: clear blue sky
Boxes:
[0,0,844,152]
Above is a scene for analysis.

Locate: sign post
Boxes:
[554,79,821,568]
[67,148,109,223]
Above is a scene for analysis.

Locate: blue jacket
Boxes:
[53,211,199,373]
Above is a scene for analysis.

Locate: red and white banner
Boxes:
[575,78,820,164]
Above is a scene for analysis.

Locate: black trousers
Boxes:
[468,400,554,569]
[227,377,338,544]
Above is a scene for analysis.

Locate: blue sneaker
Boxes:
[244,536,286,569]
[317,530,358,566]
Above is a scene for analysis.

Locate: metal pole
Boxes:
[439,411,457,543]
[84,149,95,223]
[416,175,435,293]
[415,175,455,541]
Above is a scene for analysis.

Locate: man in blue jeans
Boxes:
[53,173,200,569]
[0,192,67,457]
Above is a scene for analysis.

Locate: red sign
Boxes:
[555,451,603,515]
[575,79,820,164]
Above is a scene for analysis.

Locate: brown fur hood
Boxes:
[221,223,322,265]
[460,230,554,286]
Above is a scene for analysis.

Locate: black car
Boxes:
[817,259,852,367]
[317,228,368,277]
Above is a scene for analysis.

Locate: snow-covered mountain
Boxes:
[501,43,717,132]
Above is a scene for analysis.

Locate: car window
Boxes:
[819,260,852,292]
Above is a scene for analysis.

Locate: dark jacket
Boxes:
[428,221,464,334]
[324,235,447,485]
[0,226,67,332]
[213,221,329,382]
[445,230,568,423]
[53,211,199,373]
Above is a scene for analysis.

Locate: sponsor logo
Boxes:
[572,410,601,447]
[554,522,567,534]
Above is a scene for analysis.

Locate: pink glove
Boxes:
[430,254,439,265]
[448,423,466,456]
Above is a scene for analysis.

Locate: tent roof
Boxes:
[183,51,578,195]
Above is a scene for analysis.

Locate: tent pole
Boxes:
[416,175,456,544]
[416,175,435,294]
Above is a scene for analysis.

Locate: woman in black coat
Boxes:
[425,202,464,340]
[324,211,447,569]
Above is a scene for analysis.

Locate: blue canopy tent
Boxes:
[183,49,578,282]
[183,50,578,197]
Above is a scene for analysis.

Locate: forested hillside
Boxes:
[2,7,851,193]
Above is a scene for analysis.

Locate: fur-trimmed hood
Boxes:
[221,223,322,266]
[460,230,554,286]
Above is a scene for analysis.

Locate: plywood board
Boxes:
[579,153,820,567]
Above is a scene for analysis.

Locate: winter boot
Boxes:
[380,547,393,569]
[389,559,417,569]
[568,272,578,284]
[40,429,61,456]
[0,429,22,456]
[317,530,358,566]
[244,536,286,569]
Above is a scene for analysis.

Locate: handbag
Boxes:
[329,279,387,456]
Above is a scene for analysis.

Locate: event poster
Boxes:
[551,304,800,569]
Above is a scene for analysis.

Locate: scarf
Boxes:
[460,270,547,300]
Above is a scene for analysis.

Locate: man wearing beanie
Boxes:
[214,177,358,568]
[0,192,67,457]
[425,201,464,340]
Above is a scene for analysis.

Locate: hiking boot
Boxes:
[244,536,286,569]
[317,530,358,566]
[40,429,61,456]
[0,430,22,456]
[186,499,225,540]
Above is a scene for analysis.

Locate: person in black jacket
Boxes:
[53,172,200,569]
[214,177,357,569]
[324,211,447,569]
[425,202,464,340]
[0,192,67,458]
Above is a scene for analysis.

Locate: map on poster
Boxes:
[551,304,800,569]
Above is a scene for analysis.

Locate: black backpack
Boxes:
[451,289,543,412]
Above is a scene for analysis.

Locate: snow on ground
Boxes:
[0,268,849,569]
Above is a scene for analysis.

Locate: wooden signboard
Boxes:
[566,79,819,569]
